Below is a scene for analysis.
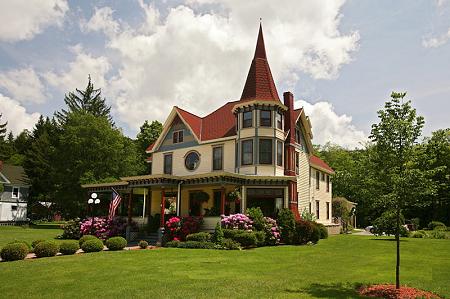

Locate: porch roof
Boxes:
[81,172,295,191]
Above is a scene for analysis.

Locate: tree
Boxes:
[55,75,113,125]
[0,114,12,161]
[369,92,426,289]
[53,112,142,216]
[136,120,162,173]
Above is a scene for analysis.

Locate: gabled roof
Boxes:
[0,164,29,186]
[310,155,334,174]
[240,24,280,103]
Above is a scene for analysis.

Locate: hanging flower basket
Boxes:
[226,189,241,202]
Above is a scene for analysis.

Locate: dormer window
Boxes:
[276,111,283,130]
[260,109,271,127]
[243,111,253,128]
[173,130,184,144]
[12,187,19,198]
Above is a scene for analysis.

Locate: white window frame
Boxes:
[172,130,184,144]
[12,187,20,199]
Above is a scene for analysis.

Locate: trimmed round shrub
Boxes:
[138,240,149,249]
[177,241,215,249]
[59,240,80,255]
[186,232,211,242]
[34,241,59,258]
[221,238,241,250]
[315,223,328,239]
[0,243,29,261]
[411,231,426,238]
[31,239,46,248]
[81,239,104,253]
[294,219,314,245]
[254,231,266,247]
[106,237,127,251]
[310,224,321,244]
[8,240,32,251]
[428,221,447,231]
[79,235,98,246]
[234,232,257,248]
[223,229,246,240]
[165,240,180,248]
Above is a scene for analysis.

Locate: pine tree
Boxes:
[0,114,12,161]
[55,75,113,125]
[0,114,7,139]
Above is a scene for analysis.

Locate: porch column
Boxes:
[241,185,246,213]
[126,189,133,241]
[142,189,146,218]
[284,186,289,208]
[160,188,165,227]
[220,186,225,215]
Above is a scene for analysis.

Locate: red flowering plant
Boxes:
[163,216,203,242]
[164,216,182,241]
[180,216,203,239]
[80,217,138,240]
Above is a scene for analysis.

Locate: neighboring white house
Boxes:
[0,161,29,222]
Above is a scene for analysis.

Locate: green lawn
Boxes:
[0,232,449,299]
[0,225,63,247]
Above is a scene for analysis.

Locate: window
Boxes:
[164,154,173,174]
[241,140,253,165]
[173,130,184,144]
[185,151,200,171]
[315,171,320,190]
[309,202,312,213]
[321,172,325,181]
[260,109,271,127]
[326,202,330,219]
[295,152,300,174]
[259,139,273,164]
[277,141,283,166]
[11,205,17,211]
[212,146,223,171]
[276,112,283,129]
[12,187,19,199]
[295,128,301,144]
[316,200,320,219]
[243,111,253,128]
[326,175,330,192]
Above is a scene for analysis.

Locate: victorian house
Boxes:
[83,25,335,233]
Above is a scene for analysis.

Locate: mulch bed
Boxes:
[359,284,442,299]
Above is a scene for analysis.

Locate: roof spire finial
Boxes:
[254,21,267,59]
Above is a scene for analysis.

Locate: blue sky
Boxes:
[0,0,449,148]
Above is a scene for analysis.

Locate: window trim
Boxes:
[242,111,253,128]
[295,152,300,174]
[276,140,283,167]
[12,187,20,199]
[316,200,320,219]
[315,171,320,190]
[259,138,273,165]
[172,130,184,144]
[276,111,283,130]
[326,202,330,219]
[260,109,272,127]
[326,175,330,192]
[163,153,173,175]
[184,150,201,171]
[241,139,253,166]
[212,146,224,171]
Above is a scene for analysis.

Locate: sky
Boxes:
[0,0,449,149]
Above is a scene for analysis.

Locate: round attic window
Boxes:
[185,151,200,171]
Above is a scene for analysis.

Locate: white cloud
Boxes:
[0,0,68,42]
[44,45,111,92]
[297,100,366,148]
[0,68,47,104]
[83,1,358,131]
[0,93,40,135]
[422,28,450,48]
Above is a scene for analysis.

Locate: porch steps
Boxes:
[127,232,159,246]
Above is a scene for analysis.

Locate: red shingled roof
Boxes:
[294,108,302,123]
[310,155,334,173]
[175,106,202,139]
[146,142,155,152]
[240,24,280,103]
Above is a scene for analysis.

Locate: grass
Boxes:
[0,231,449,299]
[0,225,63,247]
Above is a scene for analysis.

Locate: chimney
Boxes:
[283,91,295,144]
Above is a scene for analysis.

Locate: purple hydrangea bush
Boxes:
[80,217,136,240]
[221,214,253,231]
[263,217,281,245]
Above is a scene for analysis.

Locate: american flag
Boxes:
[108,188,122,221]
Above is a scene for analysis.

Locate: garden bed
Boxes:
[359,284,442,299]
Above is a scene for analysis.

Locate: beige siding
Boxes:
[310,167,333,224]
[152,139,235,176]
[296,151,310,215]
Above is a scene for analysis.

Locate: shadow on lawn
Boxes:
[286,283,365,298]
[369,238,409,242]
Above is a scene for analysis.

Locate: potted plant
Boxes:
[227,189,241,204]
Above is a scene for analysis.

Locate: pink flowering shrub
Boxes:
[163,216,203,242]
[80,217,137,240]
[263,217,281,245]
[221,214,253,231]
